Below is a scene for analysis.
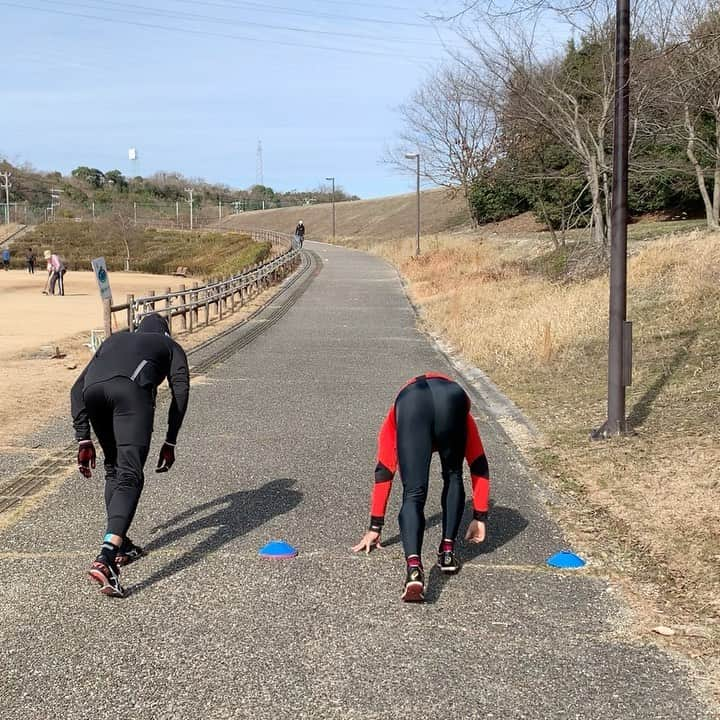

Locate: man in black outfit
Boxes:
[26,247,35,274]
[71,313,190,597]
[294,220,305,247]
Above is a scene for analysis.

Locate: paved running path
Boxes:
[0,242,712,719]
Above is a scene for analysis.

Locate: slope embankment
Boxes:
[220,188,469,241]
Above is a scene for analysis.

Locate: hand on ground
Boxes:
[351,530,382,554]
[465,519,486,544]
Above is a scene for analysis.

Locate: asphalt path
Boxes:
[0,241,713,719]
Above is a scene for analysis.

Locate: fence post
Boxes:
[164,287,172,334]
[191,282,199,329]
[179,284,187,332]
[230,278,236,314]
[126,294,135,330]
[148,289,156,311]
[204,285,210,327]
[218,279,224,321]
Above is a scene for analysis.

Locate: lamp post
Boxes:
[325,176,336,239]
[185,187,194,230]
[593,0,632,439]
[405,152,421,256]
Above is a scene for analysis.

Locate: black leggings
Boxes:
[395,377,468,559]
[84,377,155,537]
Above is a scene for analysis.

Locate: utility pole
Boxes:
[592,0,632,439]
[256,140,264,187]
[405,153,421,256]
[49,187,62,221]
[325,176,336,239]
[185,187,194,230]
[1,171,12,225]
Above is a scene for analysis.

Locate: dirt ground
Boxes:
[0,269,279,439]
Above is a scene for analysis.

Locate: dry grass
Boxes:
[360,226,720,694]
[220,188,469,242]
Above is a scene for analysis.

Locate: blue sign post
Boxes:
[91,257,113,337]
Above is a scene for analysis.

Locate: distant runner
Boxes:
[2,247,9,270]
[26,247,35,274]
[294,220,305,248]
[71,313,190,598]
[352,373,490,602]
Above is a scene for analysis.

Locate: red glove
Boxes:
[77,440,96,478]
[155,442,176,473]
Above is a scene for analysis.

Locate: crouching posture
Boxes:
[352,373,490,602]
[70,313,190,597]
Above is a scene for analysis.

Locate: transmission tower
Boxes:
[256,140,264,187]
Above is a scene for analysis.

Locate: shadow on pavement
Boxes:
[381,502,528,555]
[380,503,529,604]
[127,478,302,596]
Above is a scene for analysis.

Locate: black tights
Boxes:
[395,377,468,560]
[84,378,154,538]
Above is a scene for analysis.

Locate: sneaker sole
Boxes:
[437,563,460,574]
[88,568,125,598]
[401,580,425,603]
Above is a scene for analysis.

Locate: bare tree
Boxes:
[388,64,499,225]
[112,208,134,271]
[459,19,616,246]
[663,2,720,229]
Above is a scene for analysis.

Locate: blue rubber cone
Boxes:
[259,540,298,559]
[546,550,586,569]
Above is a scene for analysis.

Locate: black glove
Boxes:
[77,440,96,478]
[155,442,176,473]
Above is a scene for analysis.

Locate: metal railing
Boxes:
[110,230,301,334]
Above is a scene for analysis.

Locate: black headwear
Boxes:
[136,313,170,336]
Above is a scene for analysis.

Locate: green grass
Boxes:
[17,222,271,278]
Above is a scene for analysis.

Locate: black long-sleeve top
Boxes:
[70,314,189,444]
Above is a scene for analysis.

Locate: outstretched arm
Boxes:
[369,407,398,531]
[352,407,397,553]
[166,341,190,444]
[465,412,490,543]
[70,363,92,441]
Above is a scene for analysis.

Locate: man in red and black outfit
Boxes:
[353,373,490,602]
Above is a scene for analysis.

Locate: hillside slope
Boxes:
[219,188,469,241]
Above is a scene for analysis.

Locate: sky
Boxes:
[0,0,486,198]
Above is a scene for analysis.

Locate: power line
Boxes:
[169,0,433,29]
[33,0,450,48]
[1,2,436,60]
[291,0,419,12]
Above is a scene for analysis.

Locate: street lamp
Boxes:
[185,187,194,231]
[592,0,632,439]
[405,152,420,256]
[325,176,336,239]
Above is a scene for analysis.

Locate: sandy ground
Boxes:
[0,269,279,439]
[0,269,184,359]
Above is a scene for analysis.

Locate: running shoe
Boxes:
[401,565,425,603]
[116,537,145,567]
[88,556,125,598]
[437,548,460,574]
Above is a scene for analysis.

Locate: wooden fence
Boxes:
[109,229,301,335]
